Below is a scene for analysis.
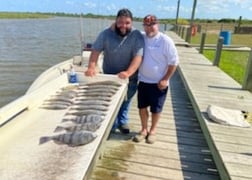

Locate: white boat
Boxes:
[0,50,128,179]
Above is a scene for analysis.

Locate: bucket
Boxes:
[219,31,231,45]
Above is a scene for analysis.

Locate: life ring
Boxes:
[191,25,197,36]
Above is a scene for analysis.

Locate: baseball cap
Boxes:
[143,15,158,26]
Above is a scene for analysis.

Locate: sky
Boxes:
[1,0,252,20]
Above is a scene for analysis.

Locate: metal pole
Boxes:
[175,0,180,33]
[186,0,197,43]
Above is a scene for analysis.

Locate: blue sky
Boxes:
[1,0,252,20]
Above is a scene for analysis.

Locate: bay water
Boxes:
[0,17,168,108]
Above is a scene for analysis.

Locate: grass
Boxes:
[189,26,252,85]
[202,50,249,84]
[191,33,252,48]
[0,12,52,19]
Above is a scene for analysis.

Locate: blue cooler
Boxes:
[220,31,231,45]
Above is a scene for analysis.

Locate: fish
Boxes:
[66,109,106,116]
[74,100,110,107]
[79,80,121,87]
[77,84,119,91]
[54,122,101,132]
[70,104,109,111]
[77,87,118,93]
[43,100,72,106]
[76,91,114,97]
[56,90,78,98]
[61,85,79,91]
[62,114,104,124]
[40,103,69,110]
[75,96,112,102]
[39,131,97,146]
[44,96,74,104]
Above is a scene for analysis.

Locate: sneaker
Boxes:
[118,124,130,134]
[133,133,147,142]
[146,134,156,144]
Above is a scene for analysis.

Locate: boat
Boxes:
[0,50,128,179]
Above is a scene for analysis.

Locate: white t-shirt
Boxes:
[138,32,179,83]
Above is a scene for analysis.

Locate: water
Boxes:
[0,17,169,108]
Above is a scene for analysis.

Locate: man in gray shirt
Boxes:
[85,8,144,134]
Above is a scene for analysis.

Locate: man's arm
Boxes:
[85,50,101,76]
[158,65,177,90]
[118,55,143,79]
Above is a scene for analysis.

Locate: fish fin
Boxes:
[39,136,51,145]
[54,126,65,132]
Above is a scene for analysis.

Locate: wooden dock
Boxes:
[87,31,252,180]
[88,72,220,179]
[169,31,252,180]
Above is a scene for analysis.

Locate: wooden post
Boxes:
[185,26,192,43]
[237,16,242,33]
[220,23,223,32]
[181,27,185,39]
[199,33,206,54]
[185,0,197,43]
[213,37,224,66]
[242,48,252,91]
[197,24,201,33]
[178,26,182,36]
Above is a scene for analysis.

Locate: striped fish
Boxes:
[83,80,121,87]
[70,104,109,112]
[66,109,106,116]
[40,103,69,110]
[76,91,114,97]
[78,85,118,92]
[54,122,101,132]
[62,114,103,124]
[56,90,78,98]
[43,96,74,105]
[43,100,72,106]
[39,131,97,146]
[75,96,111,102]
[74,100,110,107]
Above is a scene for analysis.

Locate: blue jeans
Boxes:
[112,79,138,130]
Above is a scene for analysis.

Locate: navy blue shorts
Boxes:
[137,81,168,113]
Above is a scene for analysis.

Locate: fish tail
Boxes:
[39,136,51,145]
[54,126,65,132]
[62,118,68,122]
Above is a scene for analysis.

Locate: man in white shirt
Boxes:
[133,14,179,144]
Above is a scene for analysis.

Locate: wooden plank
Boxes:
[90,70,220,179]
[94,158,219,180]
[91,167,164,180]
[102,150,218,175]
[167,31,252,180]
[105,142,215,165]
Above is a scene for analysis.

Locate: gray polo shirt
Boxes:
[92,27,144,81]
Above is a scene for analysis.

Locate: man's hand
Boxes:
[85,67,96,77]
[118,71,130,79]
[158,79,168,90]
